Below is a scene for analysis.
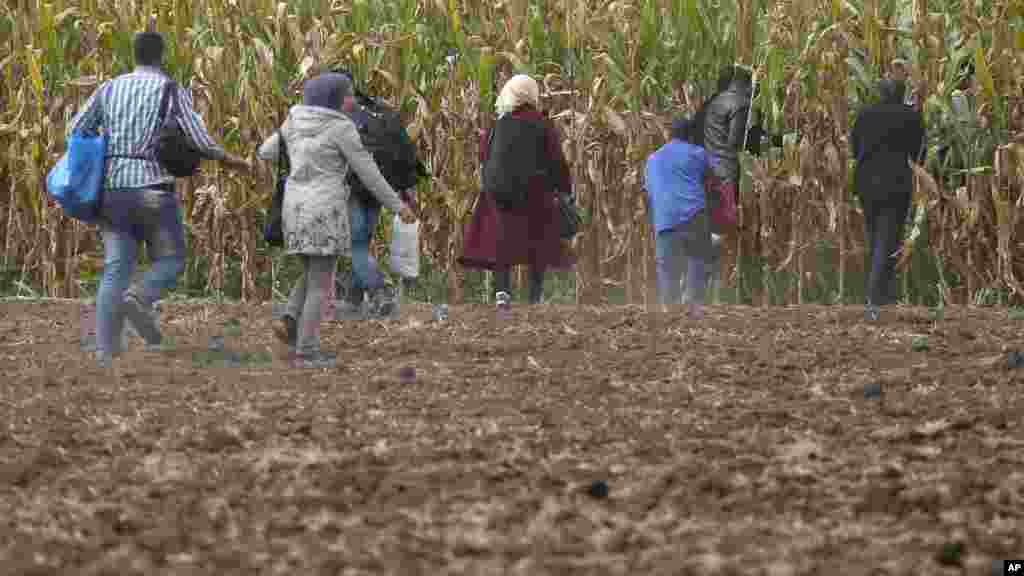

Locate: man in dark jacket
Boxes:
[688,66,735,147]
[704,65,754,185]
[851,79,926,321]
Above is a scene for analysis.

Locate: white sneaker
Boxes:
[495,291,511,310]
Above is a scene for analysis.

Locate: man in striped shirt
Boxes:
[68,31,250,367]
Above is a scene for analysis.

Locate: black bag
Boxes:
[152,80,203,178]
[482,115,549,211]
[558,191,582,239]
[347,92,426,208]
[263,131,289,246]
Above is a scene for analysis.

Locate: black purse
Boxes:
[263,131,289,246]
[558,191,582,239]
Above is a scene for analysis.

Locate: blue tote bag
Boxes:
[46,132,107,223]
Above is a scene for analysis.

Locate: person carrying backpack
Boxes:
[66,31,251,369]
[257,73,416,368]
[332,69,425,316]
[459,74,574,308]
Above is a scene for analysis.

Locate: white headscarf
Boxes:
[495,74,540,117]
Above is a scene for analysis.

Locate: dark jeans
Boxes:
[863,194,910,306]
[495,267,546,304]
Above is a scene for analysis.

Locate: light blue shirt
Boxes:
[644,139,709,233]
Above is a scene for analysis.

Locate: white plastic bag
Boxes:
[390,214,420,278]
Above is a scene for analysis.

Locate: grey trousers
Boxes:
[285,255,337,354]
[682,233,722,304]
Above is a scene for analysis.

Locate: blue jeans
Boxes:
[655,211,711,308]
[348,196,384,304]
[96,187,186,356]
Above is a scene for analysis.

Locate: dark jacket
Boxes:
[690,99,779,158]
[703,85,752,182]
[851,101,925,203]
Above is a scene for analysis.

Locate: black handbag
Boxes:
[558,191,582,239]
[153,80,203,178]
[263,131,288,246]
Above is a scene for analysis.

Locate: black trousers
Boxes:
[863,193,910,306]
[494,266,546,304]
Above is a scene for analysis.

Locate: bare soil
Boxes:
[1,300,1022,575]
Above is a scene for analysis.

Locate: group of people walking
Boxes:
[69,32,417,369]
[66,30,928,371]
[646,65,926,322]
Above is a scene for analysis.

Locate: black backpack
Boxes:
[347,91,426,207]
[482,114,549,211]
[152,80,203,177]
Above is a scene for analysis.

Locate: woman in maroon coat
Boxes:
[459,74,574,308]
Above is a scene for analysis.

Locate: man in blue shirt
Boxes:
[644,117,713,317]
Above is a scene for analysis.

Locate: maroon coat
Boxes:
[458,108,575,271]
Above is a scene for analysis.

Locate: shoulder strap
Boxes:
[140,79,177,154]
[157,79,177,123]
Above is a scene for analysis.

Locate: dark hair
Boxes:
[671,117,692,141]
[731,66,753,88]
[133,32,165,67]
[717,66,735,92]
[878,78,906,104]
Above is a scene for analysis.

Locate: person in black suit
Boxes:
[850,79,926,321]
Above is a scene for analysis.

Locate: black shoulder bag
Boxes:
[263,131,289,247]
[152,80,203,178]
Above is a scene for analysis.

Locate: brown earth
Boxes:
[0,300,1022,575]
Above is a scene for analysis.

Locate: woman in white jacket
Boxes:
[258,73,415,368]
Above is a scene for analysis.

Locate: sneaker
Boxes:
[369,287,397,318]
[687,304,705,320]
[290,350,337,370]
[864,304,880,323]
[273,314,298,346]
[122,294,162,346]
[94,350,113,371]
[495,291,511,311]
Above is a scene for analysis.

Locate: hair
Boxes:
[133,32,165,67]
[716,66,735,92]
[878,78,906,104]
[671,117,692,142]
[731,65,753,88]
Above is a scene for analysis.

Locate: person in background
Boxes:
[66,30,251,369]
[695,65,756,304]
[459,74,574,308]
[257,73,416,368]
[850,79,926,321]
[644,117,713,317]
[333,68,422,318]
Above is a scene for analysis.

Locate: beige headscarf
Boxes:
[495,74,540,117]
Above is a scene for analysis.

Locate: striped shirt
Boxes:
[67,66,226,190]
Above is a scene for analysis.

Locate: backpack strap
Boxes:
[107,78,178,160]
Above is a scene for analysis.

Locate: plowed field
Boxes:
[1,300,1022,575]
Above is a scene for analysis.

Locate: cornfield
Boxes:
[1,0,1023,306]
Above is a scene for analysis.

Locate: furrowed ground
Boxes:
[0,300,1022,575]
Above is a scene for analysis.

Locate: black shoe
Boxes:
[122,294,163,346]
[274,314,297,346]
